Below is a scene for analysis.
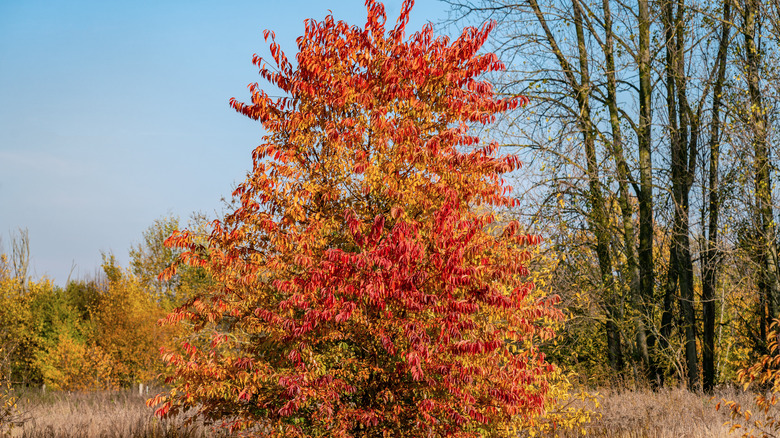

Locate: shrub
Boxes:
[151,1,562,436]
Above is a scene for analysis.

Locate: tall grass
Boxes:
[6,386,764,437]
[535,386,757,437]
[9,388,227,438]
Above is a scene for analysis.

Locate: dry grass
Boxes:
[537,386,762,437]
[7,388,227,438]
[4,386,772,437]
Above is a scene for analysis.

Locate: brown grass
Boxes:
[537,386,762,437]
[5,386,771,437]
[7,388,227,438]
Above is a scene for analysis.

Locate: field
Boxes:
[5,388,226,438]
[545,387,750,437]
[4,386,759,437]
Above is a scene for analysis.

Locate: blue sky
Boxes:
[0,0,454,285]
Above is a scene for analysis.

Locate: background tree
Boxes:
[700,0,732,392]
[734,0,780,351]
[0,253,32,384]
[445,0,660,383]
[130,215,180,297]
[0,222,187,390]
[10,229,29,291]
[90,256,178,387]
[444,0,750,391]
[151,1,563,436]
[130,213,212,305]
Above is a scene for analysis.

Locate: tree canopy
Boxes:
[151,1,561,436]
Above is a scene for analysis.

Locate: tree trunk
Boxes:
[663,0,699,390]
[637,0,657,383]
[602,0,652,381]
[570,0,624,371]
[701,0,731,392]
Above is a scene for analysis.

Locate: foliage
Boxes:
[33,263,177,390]
[130,214,214,305]
[151,1,562,436]
[718,318,780,438]
[0,266,28,429]
[0,229,182,390]
[525,227,613,384]
[130,215,182,295]
[91,261,179,386]
[36,331,114,391]
[0,272,79,385]
[526,368,600,436]
[0,255,33,382]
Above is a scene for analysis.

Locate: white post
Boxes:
[139,383,144,396]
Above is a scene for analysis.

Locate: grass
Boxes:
[6,387,228,438]
[4,386,769,437]
[537,386,761,437]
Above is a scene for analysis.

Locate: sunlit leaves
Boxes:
[718,318,780,437]
[154,1,561,436]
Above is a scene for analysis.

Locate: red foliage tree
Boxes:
[150,1,562,436]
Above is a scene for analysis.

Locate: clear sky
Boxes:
[0,0,454,286]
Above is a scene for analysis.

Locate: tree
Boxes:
[445,0,657,381]
[130,214,212,305]
[90,258,178,388]
[0,254,32,383]
[739,0,780,350]
[10,228,29,291]
[700,0,732,392]
[444,0,748,390]
[29,256,178,390]
[151,1,562,436]
[130,215,181,298]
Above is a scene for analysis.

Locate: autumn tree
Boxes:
[62,255,177,388]
[151,1,562,436]
[0,253,31,383]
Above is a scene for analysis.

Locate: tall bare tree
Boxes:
[10,228,29,291]
[445,0,665,380]
[739,0,780,340]
[701,0,733,392]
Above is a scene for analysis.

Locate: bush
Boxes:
[151,1,562,436]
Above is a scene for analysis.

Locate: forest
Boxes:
[4,0,780,436]
[442,0,780,392]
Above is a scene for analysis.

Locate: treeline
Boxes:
[0,216,208,390]
[446,0,780,390]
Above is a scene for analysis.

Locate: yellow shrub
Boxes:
[36,332,115,390]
